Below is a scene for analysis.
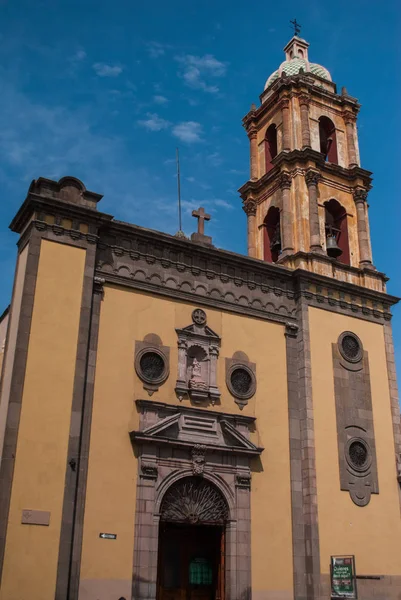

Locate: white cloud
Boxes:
[153,95,168,104]
[176,54,227,94]
[93,63,123,77]
[207,152,223,167]
[147,42,168,58]
[214,199,234,210]
[172,121,203,143]
[74,49,87,61]
[186,176,195,182]
[138,112,170,132]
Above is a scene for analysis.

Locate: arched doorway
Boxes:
[157,477,228,600]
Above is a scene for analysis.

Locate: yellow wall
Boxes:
[309,306,401,575]
[0,240,85,600]
[79,285,293,599]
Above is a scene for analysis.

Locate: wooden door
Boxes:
[157,523,224,600]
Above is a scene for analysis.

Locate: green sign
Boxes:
[331,556,357,598]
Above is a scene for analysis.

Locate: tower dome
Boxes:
[265,35,331,90]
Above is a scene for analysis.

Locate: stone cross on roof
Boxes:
[191,206,213,246]
[192,207,210,235]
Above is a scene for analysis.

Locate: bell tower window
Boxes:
[263,206,281,263]
[319,116,338,164]
[265,124,278,174]
[324,199,349,265]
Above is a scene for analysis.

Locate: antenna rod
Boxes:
[176,147,182,232]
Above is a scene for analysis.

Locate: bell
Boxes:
[270,239,281,253]
[326,234,342,258]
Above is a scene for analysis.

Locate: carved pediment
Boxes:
[131,400,263,457]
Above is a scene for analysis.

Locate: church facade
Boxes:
[0,35,400,600]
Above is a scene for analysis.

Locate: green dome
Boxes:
[265,56,332,89]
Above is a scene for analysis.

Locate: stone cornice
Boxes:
[242,75,360,129]
[10,192,114,234]
[238,149,372,200]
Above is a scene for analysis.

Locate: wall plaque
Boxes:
[331,555,357,598]
[21,509,50,526]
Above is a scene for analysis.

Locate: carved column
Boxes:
[279,172,294,256]
[177,339,188,388]
[280,98,291,151]
[299,95,311,148]
[243,200,257,258]
[248,125,258,181]
[344,111,358,167]
[305,170,323,253]
[353,187,373,268]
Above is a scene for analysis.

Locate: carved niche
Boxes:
[175,309,221,405]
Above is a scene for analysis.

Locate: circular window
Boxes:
[231,368,252,395]
[338,331,363,363]
[227,364,256,401]
[192,308,207,326]
[135,348,168,386]
[345,438,371,472]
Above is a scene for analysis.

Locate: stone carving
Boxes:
[175,309,221,405]
[236,473,252,489]
[191,444,206,476]
[160,477,229,524]
[140,463,158,480]
[332,334,379,507]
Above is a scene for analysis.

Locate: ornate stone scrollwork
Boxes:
[242,200,257,216]
[160,477,229,524]
[191,444,206,476]
[279,171,292,189]
[352,187,368,204]
[175,309,221,405]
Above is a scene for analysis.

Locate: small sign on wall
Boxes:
[21,510,50,526]
[99,533,117,540]
[331,555,357,598]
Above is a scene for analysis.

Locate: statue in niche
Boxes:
[175,309,221,405]
[189,357,208,392]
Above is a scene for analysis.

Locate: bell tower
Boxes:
[240,33,385,292]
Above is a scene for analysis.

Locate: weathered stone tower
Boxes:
[240,34,382,292]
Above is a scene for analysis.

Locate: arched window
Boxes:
[324,199,349,264]
[298,49,304,58]
[263,206,281,263]
[265,124,278,174]
[319,116,338,164]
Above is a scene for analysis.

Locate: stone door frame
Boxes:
[130,400,263,600]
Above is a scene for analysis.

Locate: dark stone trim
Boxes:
[383,322,401,511]
[66,280,103,599]
[0,229,42,582]
[332,344,378,507]
[296,298,321,599]
[55,245,97,599]
[285,327,307,600]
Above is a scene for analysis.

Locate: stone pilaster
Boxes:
[299,95,311,148]
[344,111,358,167]
[248,125,258,181]
[281,98,291,151]
[279,172,293,256]
[305,170,323,253]
[353,187,374,268]
[243,200,257,258]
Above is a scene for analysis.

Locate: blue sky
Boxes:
[0,0,400,368]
